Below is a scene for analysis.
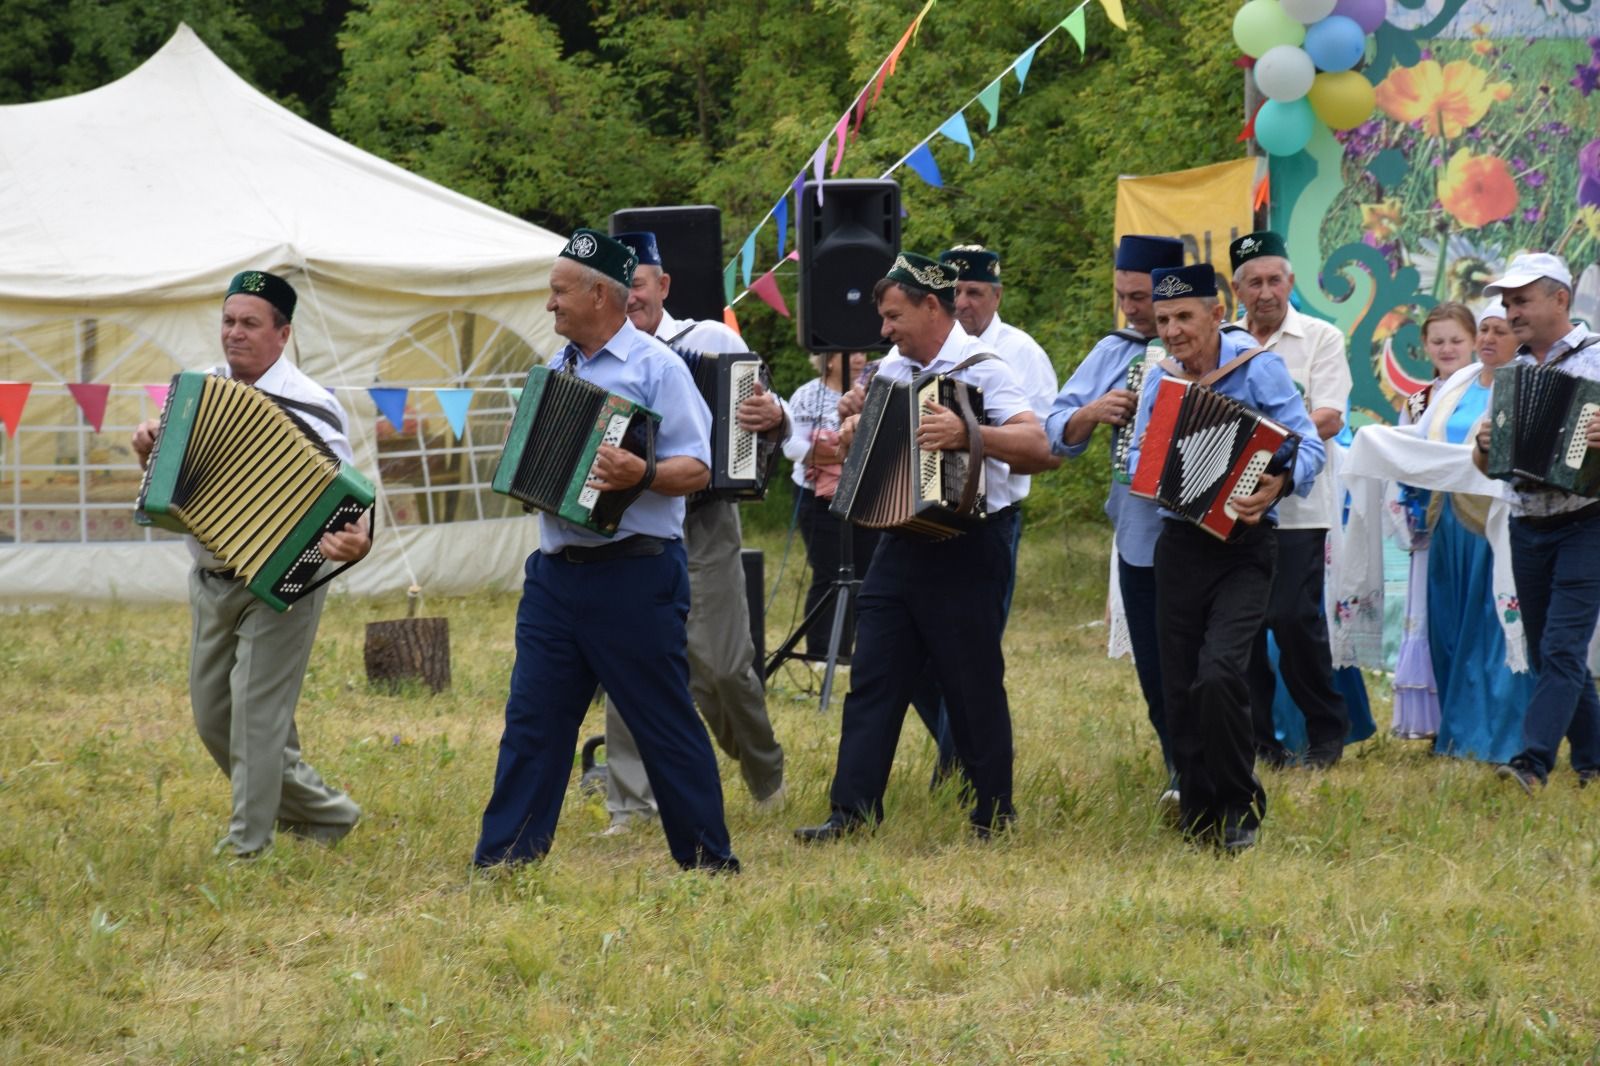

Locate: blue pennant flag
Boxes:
[368,387,408,433]
[1014,44,1038,91]
[436,388,473,439]
[774,195,789,261]
[938,111,974,162]
[904,142,943,188]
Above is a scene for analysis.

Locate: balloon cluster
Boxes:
[1234,0,1384,156]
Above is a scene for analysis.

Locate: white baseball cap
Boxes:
[1476,298,1506,325]
[1483,252,1573,296]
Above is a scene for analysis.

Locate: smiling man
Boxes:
[1125,263,1325,852]
[131,270,369,860]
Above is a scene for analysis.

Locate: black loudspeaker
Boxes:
[609,205,723,325]
[741,549,765,685]
[797,180,901,352]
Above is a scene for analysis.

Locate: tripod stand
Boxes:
[764,514,859,711]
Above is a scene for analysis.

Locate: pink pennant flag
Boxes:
[852,89,869,139]
[830,113,850,175]
[67,382,111,433]
[144,383,170,410]
[748,271,791,318]
[0,381,31,439]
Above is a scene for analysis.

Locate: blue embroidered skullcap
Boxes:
[613,232,662,268]
[940,245,1001,283]
[1150,264,1218,301]
[1115,235,1185,274]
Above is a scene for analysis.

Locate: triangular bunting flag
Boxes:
[1098,0,1128,31]
[740,232,757,288]
[977,79,1002,131]
[369,387,409,433]
[0,381,31,439]
[748,271,791,318]
[831,113,849,175]
[904,143,944,188]
[812,143,827,204]
[723,306,742,335]
[144,383,170,410]
[774,195,789,260]
[67,383,111,433]
[910,0,936,40]
[852,89,869,138]
[1014,44,1038,91]
[724,259,737,304]
[938,112,974,162]
[436,388,473,439]
[506,387,524,406]
[1062,8,1087,54]
[1253,173,1271,211]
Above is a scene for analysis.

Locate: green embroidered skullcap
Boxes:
[560,228,638,287]
[226,270,297,321]
[1228,230,1289,273]
[940,244,1001,283]
[885,252,958,303]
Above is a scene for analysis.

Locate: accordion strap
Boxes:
[1200,346,1268,386]
[913,352,994,517]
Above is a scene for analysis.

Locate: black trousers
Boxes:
[1155,519,1275,836]
[794,483,881,657]
[1246,527,1349,757]
[1118,556,1172,776]
[828,510,1018,829]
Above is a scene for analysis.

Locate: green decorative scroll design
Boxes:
[1321,241,1436,422]
[1278,126,1361,332]
[1368,0,1471,83]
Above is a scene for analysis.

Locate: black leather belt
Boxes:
[1515,500,1600,531]
[556,535,668,563]
[199,568,238,581]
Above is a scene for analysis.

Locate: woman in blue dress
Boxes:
[1418,300,1533,763]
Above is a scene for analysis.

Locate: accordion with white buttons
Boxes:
[1486,361,1600,497]
[1130,375,1298,541]
[829,372,987,541]
[135,371,375,611]
[673,347,775,501]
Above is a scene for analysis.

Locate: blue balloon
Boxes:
[1304,14,1367,72]
[1254,97,1316,156]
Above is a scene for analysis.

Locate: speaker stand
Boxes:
[765,493,860,713]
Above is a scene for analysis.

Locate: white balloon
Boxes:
[1279,0,1338,23]
[1253,45,1317,103]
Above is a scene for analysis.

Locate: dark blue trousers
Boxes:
[1118,555,1173,776]
[474,543,738,870]
[831,508,1018,829]
[1509,511,1600,780]
[909,507,1023,777]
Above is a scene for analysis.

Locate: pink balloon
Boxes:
[1332,0,1385,34]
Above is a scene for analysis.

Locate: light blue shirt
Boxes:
[878,321,1034,511]
[1127,327,1325,528]
[1046,329,1164,567]
[539,318,712,553]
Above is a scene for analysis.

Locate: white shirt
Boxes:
[656,308,747,355]
[190,355,353,568]
[1247,306,1352,529]
[877,321,1034,511]
[975,312,1058,503]
[784,377,844,489]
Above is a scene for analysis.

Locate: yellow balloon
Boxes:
[1308,70,1376,130]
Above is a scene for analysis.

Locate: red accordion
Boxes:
[1130,376,1299,541]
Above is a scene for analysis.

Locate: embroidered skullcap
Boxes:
[1150,264,1218,301]
[613,232,662,269]
[1114,235,1185,273]
[940,245,1001,283]
[560,228,638,287]
[885,252,958,304]
[1228,230,1289,273]
[225,270,297,321]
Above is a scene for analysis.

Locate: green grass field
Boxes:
[3,527,1599,1064]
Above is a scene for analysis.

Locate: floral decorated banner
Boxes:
[1269,0,1600,425]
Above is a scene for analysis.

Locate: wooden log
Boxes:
[364,617,451,693]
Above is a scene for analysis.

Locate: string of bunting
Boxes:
[0,380,524,440]
[720,0,1128,330]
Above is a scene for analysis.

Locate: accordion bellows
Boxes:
[1486,362,1600,497]
[492,365,661,536]
[830,373,987,541]
[1130,376,1298,541]
[136,371,375,611]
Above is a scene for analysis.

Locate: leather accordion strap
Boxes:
[1199,346,1268,387]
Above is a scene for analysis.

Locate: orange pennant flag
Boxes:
[723,306,742,336]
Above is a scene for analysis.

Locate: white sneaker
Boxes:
[599,813,655,837]
[754,784,788,812]
[1157,789,1181,809]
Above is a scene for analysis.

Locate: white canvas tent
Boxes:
[0,24,565,605]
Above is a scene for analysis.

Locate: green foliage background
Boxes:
[0,0,1247,526]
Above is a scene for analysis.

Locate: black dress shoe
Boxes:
[1220,825,1258,853]
[1304,746,1343,771]
[793,814,863,843]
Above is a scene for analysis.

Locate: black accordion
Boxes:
[1486,362,1600,497]
[135,371,375,612]
[491,365,661,536]
[829,372,987,541]
[673,347,775,501]
[1129,376,1299,541]
[1111,341,1162,484]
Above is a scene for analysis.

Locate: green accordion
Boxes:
[1486,362,1600,498]
[136,371,375,612]
[492,365,661,536]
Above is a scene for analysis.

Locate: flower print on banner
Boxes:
[1374,59,1512,138]
[1438,149,1518,229]
[1360,199,1403,243]
[1579,137,1600,209]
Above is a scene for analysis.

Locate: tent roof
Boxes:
[0,24,565,304]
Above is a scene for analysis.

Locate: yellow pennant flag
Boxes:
[1098,0,1127,31]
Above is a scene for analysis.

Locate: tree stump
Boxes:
[364,617,451,693]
